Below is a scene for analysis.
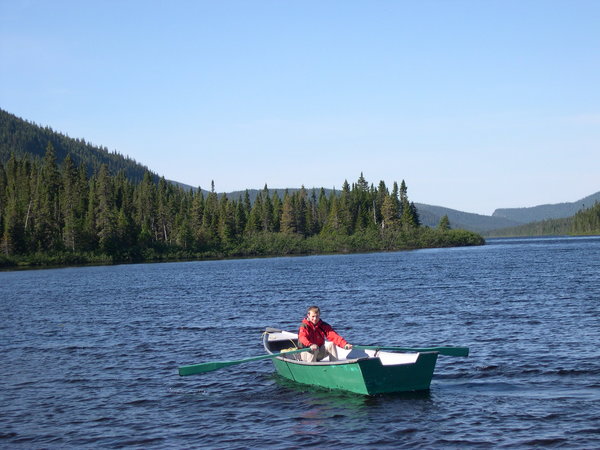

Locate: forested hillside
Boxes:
[0,148,484,267]
[485,202,600,237]
[415,203,521,232]
[0,109,153,183]
[492,191,600,224]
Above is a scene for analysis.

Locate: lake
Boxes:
[1,236,599,448]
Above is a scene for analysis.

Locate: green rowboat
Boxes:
[263,329,440,395]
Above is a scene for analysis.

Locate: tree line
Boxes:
[485,202,600,238]
[0,145,484,267]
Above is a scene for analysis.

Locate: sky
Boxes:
[1,1,599,215]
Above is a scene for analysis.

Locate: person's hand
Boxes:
[344,344,353,350]
[310,344,318,351]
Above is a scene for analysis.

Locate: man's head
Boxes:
[307,306,320,325]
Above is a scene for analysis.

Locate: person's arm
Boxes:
[321,322,351,349]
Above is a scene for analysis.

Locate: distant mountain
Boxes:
[491,192,600,224]
[0,108,155,182]
[168,183,331,203]
[414,204,522,233]
[415,192,600,234]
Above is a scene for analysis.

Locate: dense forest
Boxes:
[0,145,484,267]
[485,202,600,237]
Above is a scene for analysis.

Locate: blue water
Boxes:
[1,237,599,448]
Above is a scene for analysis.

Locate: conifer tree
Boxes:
[95,164,118,254]
[33,143,62,251]
[157,177,172,243]
[114,172,137,251]
[245,193,262,234]
[1,156,27,254]
[316,188,329,232]
[271,191,282,232]
[381,193,400,229]
[243,190,252,219]
[338,181,353,234]
[61,154,79,251]
[234,198,247,236]
[280,191,296,234]
[438,215,451,231]
[202,182,220,247]
[175,210,194,250]
[190,189,205,249]
[399,180,417,229]
[218,194,236,246]
[305,189,319,236]
[296,187,308,236]
[261,185,274,232]
[0,161,6,236]
[135,171,157,245]
[81,176,98,251]
[322,195,347,235]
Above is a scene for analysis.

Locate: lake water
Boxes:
[1,237,599,448]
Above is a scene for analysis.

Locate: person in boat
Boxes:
[298,306,352,362]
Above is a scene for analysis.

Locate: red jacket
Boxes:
[298,318,348,348]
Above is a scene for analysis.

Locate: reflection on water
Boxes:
[271,372,431,404]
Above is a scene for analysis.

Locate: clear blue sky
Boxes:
[1,1,598,215]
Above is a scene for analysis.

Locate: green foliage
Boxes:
[571,201,600,234]
[438,215,451,231]
[0,150,485,268]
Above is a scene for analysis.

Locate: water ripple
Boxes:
[1,236,599,447]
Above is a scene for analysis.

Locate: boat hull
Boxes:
[271,352,438,395]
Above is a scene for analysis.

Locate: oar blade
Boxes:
[179,361,235,376]
[439,347,469,357]
[178,348,309,376]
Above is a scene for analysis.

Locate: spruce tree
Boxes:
[218,194,236,247]
[247,189,269,235]
[33,143,62,251]
[381,193,400,229]
[316,188,329,232]
[280,191,296,234]
[95,164,118,254]
[270,191,280,232]
[261,185,274,232]
[438,215,451,231]
[234,199,247,237]
[202,184,220,247]
[61,154,79,251]
[296,187,308,236]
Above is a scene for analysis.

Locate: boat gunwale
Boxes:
[272,350,439,368]
[273,355,370,366]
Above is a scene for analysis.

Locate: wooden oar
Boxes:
[178,348,310,376]
[355,345,469,357]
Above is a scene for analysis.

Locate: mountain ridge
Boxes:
[491,191,600,224]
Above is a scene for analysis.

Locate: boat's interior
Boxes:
[264,329,420,365]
